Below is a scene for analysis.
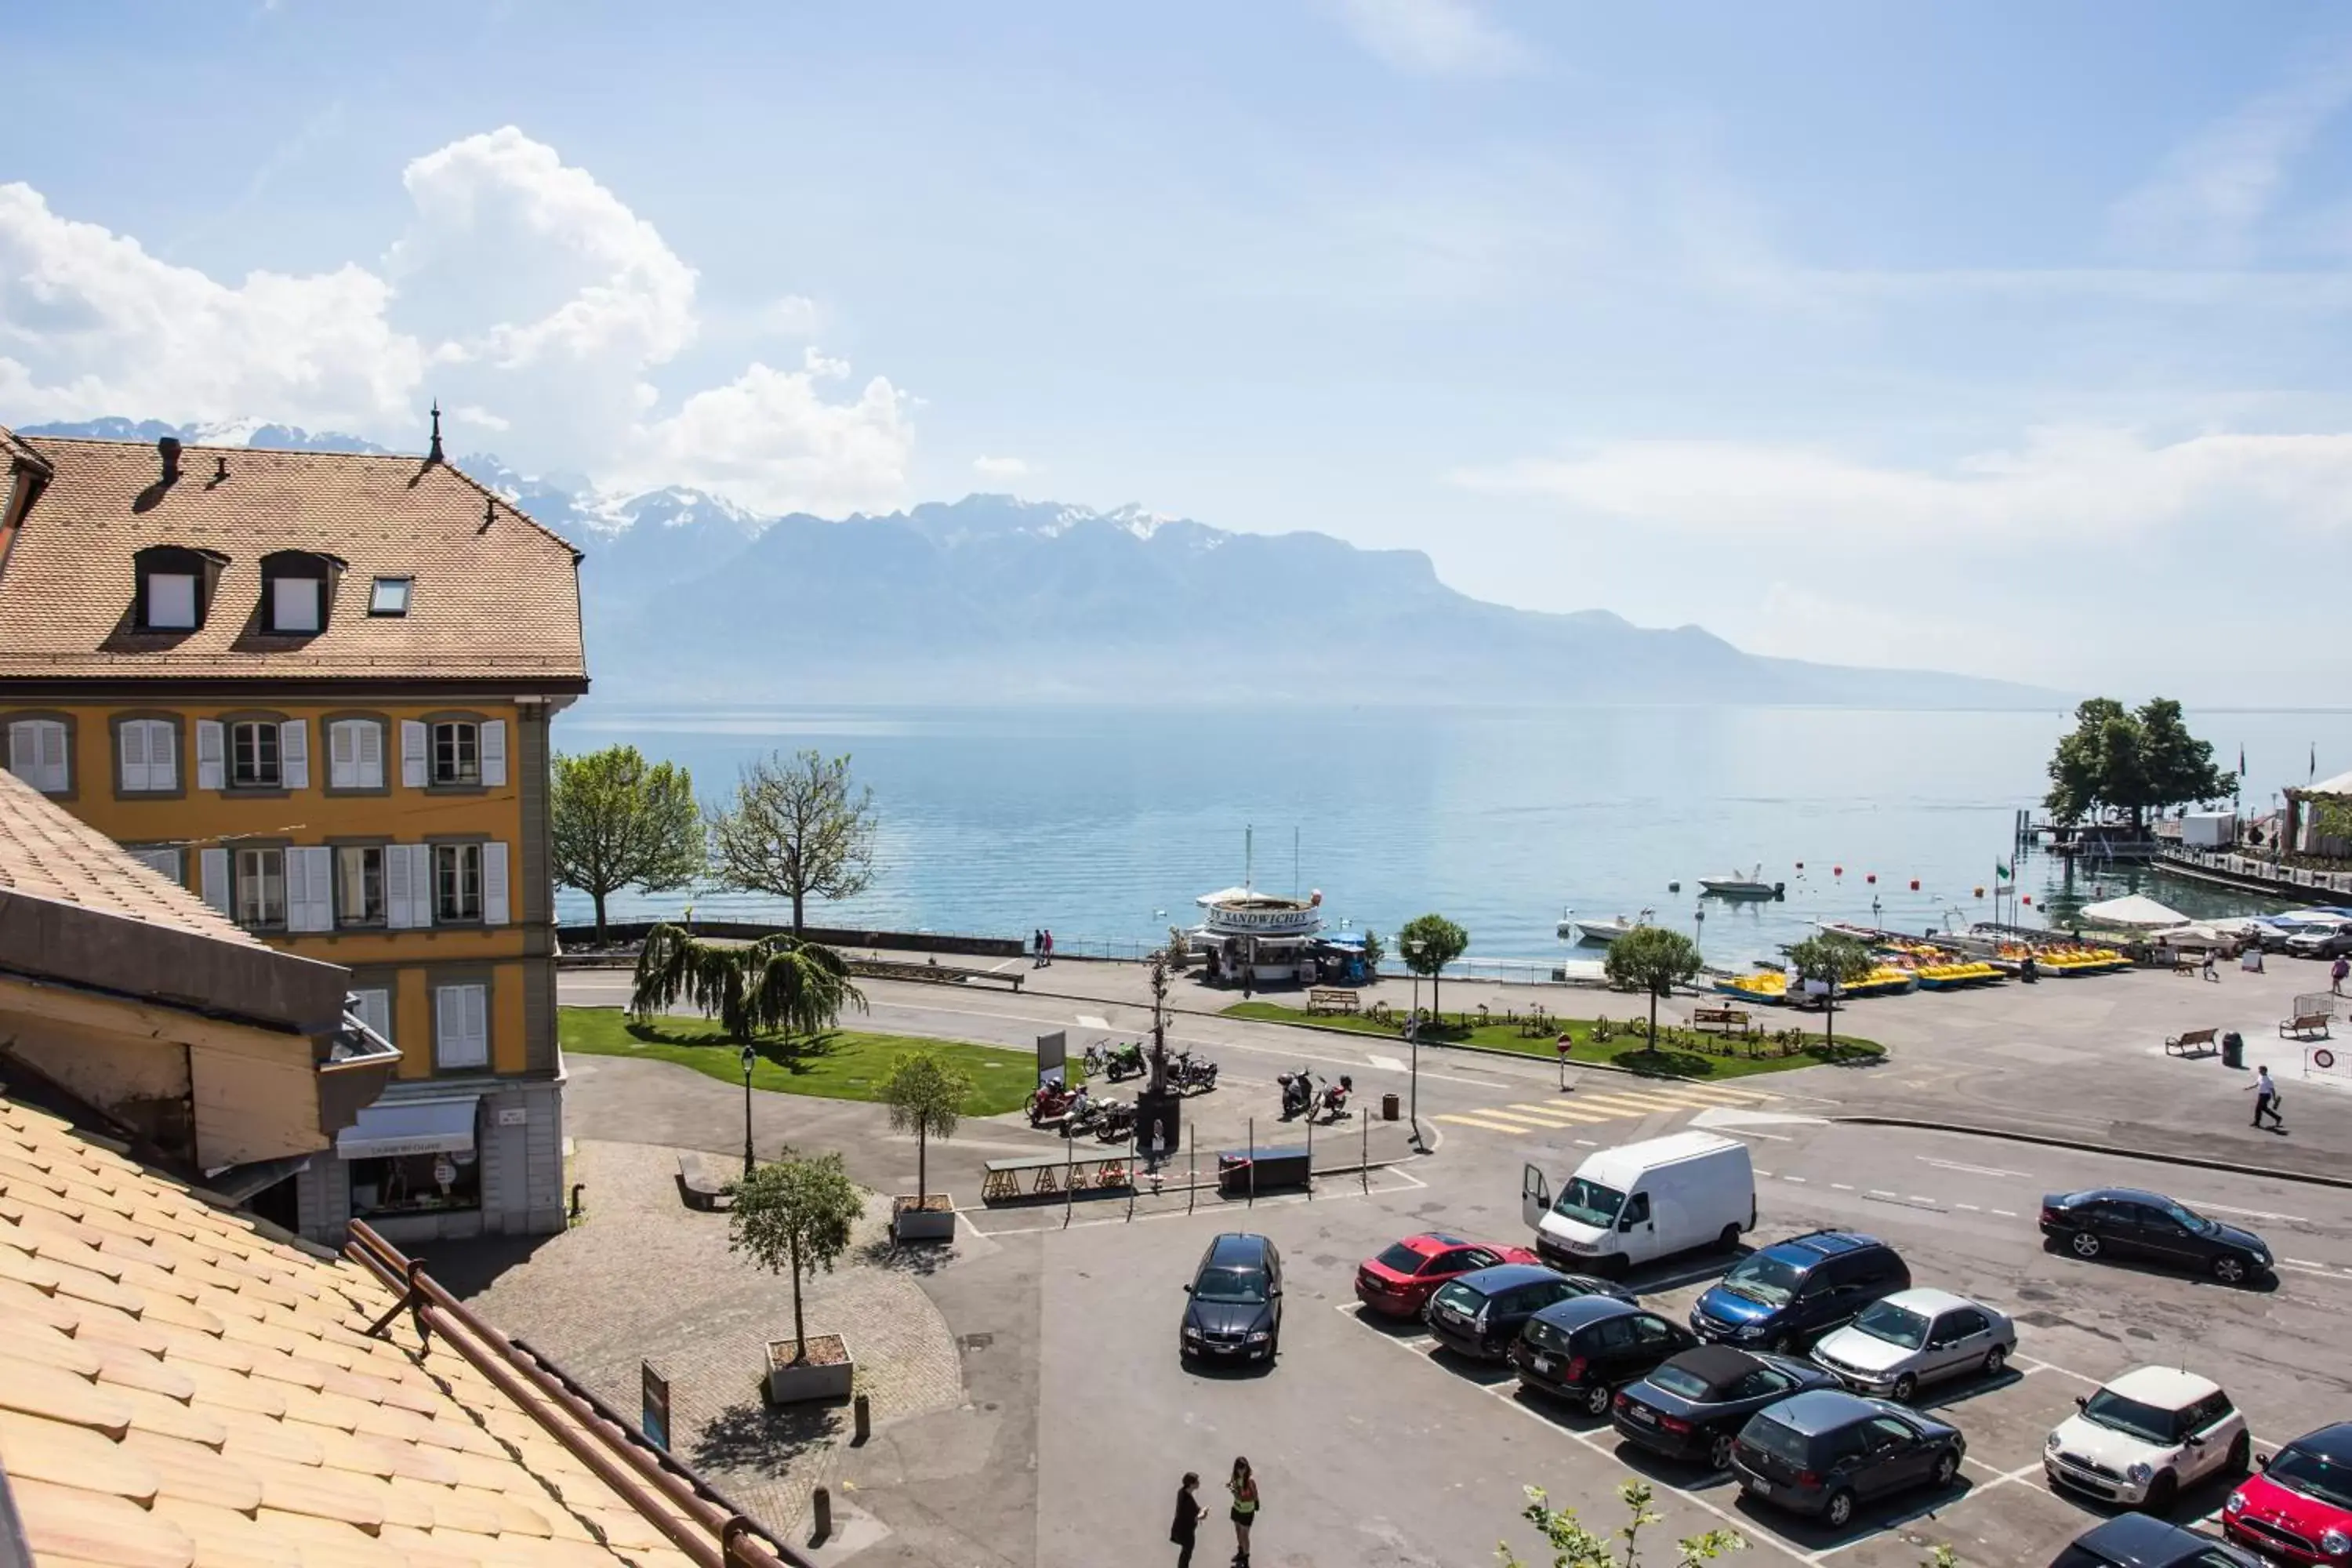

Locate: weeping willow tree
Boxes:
[629,923,867,1042]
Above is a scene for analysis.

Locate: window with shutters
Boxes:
[234,847,287,928]
[431,721,480,786]
[336,845,386,927]
[434,843,483,922]
[326,717,387,791]
[349,987,394,1045]
[434,982,490,1071]
[114,717,180,794]
[229,720,281,788]
[5,717,72,795]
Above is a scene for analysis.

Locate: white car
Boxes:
[2045,1366,2252,1511]
[1809,1287,2016,1403]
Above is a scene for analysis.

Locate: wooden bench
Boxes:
[675,1151,732,1210]
[981,1152,1136,1203]
[1692,1007,1760,1038]
[2164,1026,2218,1057]
[1306,988,1361,1016]
[846,957,1023,992]
[2281,1014,2332,1041]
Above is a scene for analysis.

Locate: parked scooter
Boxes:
[1315,1074,1355,1125]
[1276,1069,1315,1120]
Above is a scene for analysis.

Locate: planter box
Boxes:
[891,1193,957,1243]
[766,1334,854,1404]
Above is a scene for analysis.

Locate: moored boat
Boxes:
[1698,864,1785,901]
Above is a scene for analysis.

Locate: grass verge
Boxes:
[559,1006,1036,1114]
[1218,1002,1882,1080]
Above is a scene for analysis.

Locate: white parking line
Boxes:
[1783,1174,1806,1183]
[1920,1156,2034,1178]
[2190,1201,2311,1224]
[1990,1209,2018,1218]
[1831,1182,1853,1191]
[1955,1203,1981,1212]
[1868,1189,1897,1198]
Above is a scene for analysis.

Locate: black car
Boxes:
[1612,1344,1841,1472]
[1690,1230,1911,1352]
[1181,1233,1283,1363]
[1730,1387,1965,1529]
[1511,1294,1698,1415]
[1424,1263,1627,1362]
[2051,1513,2262,1567]
[2039,1189,2273,1286]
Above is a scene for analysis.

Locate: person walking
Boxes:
[2201,948,2218,982]
[2332,953,2348,996]
[1042,928,1054,966]
[1227,1457,1258,1566]
[1170,1472,1200,1568]
[1033,929,1045,968]
[2249,1063,2285,1130]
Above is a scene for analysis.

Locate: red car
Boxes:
[2226,1421,2352,1564]
[1354,1232,1540,1319]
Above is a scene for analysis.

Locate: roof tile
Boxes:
[0,1348,133,1436]
[12,1474,196,1568]
[147,1494,303,1568]
[121,1427,268,1513]
[0,1407,162,1505]
[111,1380,230,1449]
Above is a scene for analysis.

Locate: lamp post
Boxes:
[1693,899,1705,953]
[1403,1015,1422,1150]
[739,1044,758,1179]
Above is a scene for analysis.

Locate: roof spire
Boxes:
[428,401,445,464]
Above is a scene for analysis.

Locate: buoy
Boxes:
[2022,895,2033,906]
[1909,879,1920,891]
[1973,887,1984,898]
[1834,866,1843,877]
[1668,880,1680,894]
[1795,862,1804,871]
[1866,873,1877,884]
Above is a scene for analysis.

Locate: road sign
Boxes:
[1036,1030,1067,1088]
[641,1361,670,1452]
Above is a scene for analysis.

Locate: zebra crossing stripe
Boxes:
[1472,1107,1586,1129]
[1563,1093,1694,1116]
[1506,1102,1619,1124]
[1436,1113,1530,1134]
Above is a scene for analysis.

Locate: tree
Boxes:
[1497,1479,1740,1568]
[708,750,879,935]
[879,1050,970,1207]
[1604,927,1703,1046]
[630,922,866,1042]
[1788,932,1875,1052]
[1399,913,1470,1018]
[1359,927,1386,977]
[2045,697,2228,833]
[728,1149,863,1359]
[2135,699,2229,821]
[550,746,704,944]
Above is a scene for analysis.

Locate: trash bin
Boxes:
[2221,1031,2245,1069]
[1381,1092,1400,1122]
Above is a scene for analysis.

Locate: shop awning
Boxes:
[336,1097,478,1160]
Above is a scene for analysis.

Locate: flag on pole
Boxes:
[1994,860,2012,880]
[2312,742,2319,782]
[2238,745,2246,779]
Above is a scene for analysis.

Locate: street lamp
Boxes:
[739,1044,759,1179]
[1403,1015,1422,1151]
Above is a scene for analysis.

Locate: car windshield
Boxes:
[2267,1446,2352,1511]
[1552,1178,1626,1229]
[1193,1269,1267,1305]
[1650,1363,1715,1400]
[2156,1200,2220,1236]
[1375,1243,1430,1275]
[1719,1252,1804,1308]
[1851,1301,1929,1350]
[2081,1389,2180,1445]
[1432,1280,1488,1316]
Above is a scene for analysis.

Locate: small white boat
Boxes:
[1698,864,1784,901]
[1558,907,1653,946]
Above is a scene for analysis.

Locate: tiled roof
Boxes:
[0,1092,717,1568]
[0,769,261,949]
[1,428,53,477]
[0,434,585,684]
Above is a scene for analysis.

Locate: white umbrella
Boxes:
[2078,893,2192,929]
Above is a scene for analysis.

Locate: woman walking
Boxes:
[1227,1457,1258,1566]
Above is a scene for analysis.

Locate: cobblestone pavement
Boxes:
[456,1139,967,1539]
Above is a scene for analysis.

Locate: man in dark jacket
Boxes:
[1171,1472,1201,1566]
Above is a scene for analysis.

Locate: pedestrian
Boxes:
[1043,928,1054,966]
[1170,1472,1200,1568]
[2333,953,2348,996]
[2249,1063,2285,1129]
[1227,1457,1258,1566]
[2202,948,2218,982]
[1033,928,1045,968]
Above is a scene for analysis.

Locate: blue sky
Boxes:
[6,2,2352,699]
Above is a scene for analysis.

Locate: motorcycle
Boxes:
[1276,1068,1315,1120]
[1316,1074,1355,1125]
[1062,1088,1105,1138]
[1098,1041,1147,1081]
[1171,1051,1219,1094]
[1094,1100,1138,1142]
[1026,1081,1080,1127]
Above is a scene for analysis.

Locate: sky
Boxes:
[5,2,2352,702]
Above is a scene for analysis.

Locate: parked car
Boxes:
[2257,913,2349,952]
[1423,1263,1628,1361]
[1690,1229,1911,1352]
[1510,1294,1699,1415]
[2051,1513,2263,1567]
[2039,1189,2272,1286]
[1610,1344,1838,1472]
[2045,1366,2251,1512]
[1809,1287,2016,1403]
[2224,1421,2352,1564]
[1730,1387,1965,1529]
[1179,1233,1283,1363]
[1355,1232,1540,1319]
[2284,924,2352,960]
[1523,1131,1755,1276]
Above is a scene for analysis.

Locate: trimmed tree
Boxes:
[1359,927,1386,978]
[728,1149,863,1361]
[1499,1478,1741,1568]
[630,922,866,1042]
[1788,932,1875,1051]
[550,745,704,944]
[1399,913,1470,1019]
[2045,697,2228,833]
[1602,926,1703,1047]
[879,1050,971,1210]
[708,750,879,935]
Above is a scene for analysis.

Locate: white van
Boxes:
[1522,1131,1755,1275]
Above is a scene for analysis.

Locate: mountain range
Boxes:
[19,419,2055,708]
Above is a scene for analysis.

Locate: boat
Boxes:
[1698,864,1785,901]
[1559,907,1653,946]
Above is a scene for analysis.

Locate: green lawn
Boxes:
[558,1007,1036,1114]
[1218,1001,1881,1080]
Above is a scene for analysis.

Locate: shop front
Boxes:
[293,1075,566,1245]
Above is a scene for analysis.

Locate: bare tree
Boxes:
[708,750,879,935]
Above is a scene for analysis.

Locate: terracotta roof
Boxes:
[0,434,585,684]
[1,428,52,477]
[0,769,262,949]
[0,1091,724,1568]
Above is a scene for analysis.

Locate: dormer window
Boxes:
[258,550,343,636]
[150,573,197,628]
[132,545,225,631]
[274,575,321,632]
[368,576,412,616]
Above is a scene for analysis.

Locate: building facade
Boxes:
[0,423,586,1244]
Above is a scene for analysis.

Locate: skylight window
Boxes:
[368,576,412,616]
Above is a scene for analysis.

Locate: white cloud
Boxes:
[756,295,822,336]
[621,359,914,516]
[973,454,1031,479]
[1325,0,1528,76]
[452,404,509,430]
[2110,53,2352,261]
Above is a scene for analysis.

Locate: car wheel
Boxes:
[1889,1372,1918,1403]
[2227,1432,2251,1475]
[1981,1343,2008,1378]
[2141,1471,2178,1515]
[2069,1229,2103,1260]
[1716,1223,1743,1252]
[1823,1489,1857,1529]
[1932,1449,1958,1488]
[2212,1253,2249,1286]
[1582,1382,1611,1417]
[1708,1432,1737,1472]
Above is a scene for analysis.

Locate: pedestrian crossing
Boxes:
[1433,1080,1776,1136]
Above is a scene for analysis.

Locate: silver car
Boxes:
[1808,1287,2016,1403]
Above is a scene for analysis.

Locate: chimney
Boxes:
[158,437,182,483]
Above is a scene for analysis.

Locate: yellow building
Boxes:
[0,419,586,1243]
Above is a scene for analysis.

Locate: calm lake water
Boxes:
[552,704,2342,969]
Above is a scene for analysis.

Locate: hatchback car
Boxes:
[1690,1230,1911,1352]
[2045,1366,2250,1512]
[1809,1287,2016,1403]
[2040,1189,2272,1286]
[2050,1513,2262,1567]
[1355,1232,1541,1319]
[1511,1294,1698,1415]
[1610,1344,1838,1472]
[2224,1421,2352,1564]
[2285,924,2352,960]
[1180,1233,1282,1363]
[1423,1263,1625,1361]
[1731,1387,1965,1529]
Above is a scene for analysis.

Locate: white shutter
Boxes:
[328,720,356,789]
[196,720,225,790]
[279,720,309,790]
[351,988,394,1044]
[384,843,415,928]
[28,721,67,793]
[437,984,489,1070]
[119,721,151,792]
[357,721,383,788]
[401,720,429,788]
[480,720,507,787]
[481,842,510,926]
[199,848,230,914]
[130,847,183,884]
[410,844,435,928]
[146,721,176,791]
[5,723,30,783]
[285,846,332,931]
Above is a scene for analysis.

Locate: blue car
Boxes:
[1690,1231,1909,1352]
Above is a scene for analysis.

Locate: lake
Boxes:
[551,703,2340,969]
